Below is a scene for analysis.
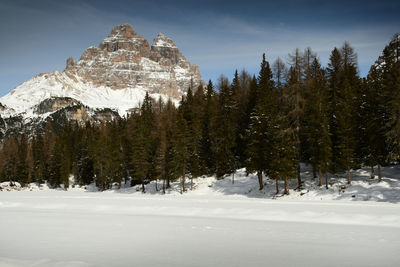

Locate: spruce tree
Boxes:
[131,92,155,192]
[234,70,252,168]
[268,111,297,195]
[200,80,216,175]
[16,134,29,185]
[383,34,400,175]
[246,53,275,190]
[327,47,343,172]
[212,75,237,178]
[173,110,190,193]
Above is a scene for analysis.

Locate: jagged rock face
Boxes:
[65,24,202,98]
[50,105,119,125]
[35,97,81,114]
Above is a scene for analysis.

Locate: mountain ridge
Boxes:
[0,23,203,119]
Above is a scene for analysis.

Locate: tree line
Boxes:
[0,34,399,194]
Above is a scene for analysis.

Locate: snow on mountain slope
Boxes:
[0,71,175,117]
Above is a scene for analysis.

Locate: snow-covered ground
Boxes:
[1,165,400,266]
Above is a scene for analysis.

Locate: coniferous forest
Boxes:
[1,35,399,193]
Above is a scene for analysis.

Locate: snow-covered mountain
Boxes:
[0,23,203,119]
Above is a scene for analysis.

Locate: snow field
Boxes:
[1,165,400,266]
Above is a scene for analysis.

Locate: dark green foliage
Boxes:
[16,134,30,185]
[326,47,343,172]
[245,53,275,190]
[173,110,190,193]
[382,34,400,161]
[199,80,216,175]
[0,35,399,194]
[130,92,155,192]
[303,59,332,182]
[213,75,237,178]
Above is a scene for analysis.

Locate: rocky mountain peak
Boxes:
[152,33,177,48]
[98,24,150,54]
[109,23,137,39]
[63,23,203,96]
[1,23,203,123]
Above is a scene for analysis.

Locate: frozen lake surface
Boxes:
[1,190,400,267]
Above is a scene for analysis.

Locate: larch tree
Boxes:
[304,58,332,188]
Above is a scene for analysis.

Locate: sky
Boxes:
[0,0,399,96]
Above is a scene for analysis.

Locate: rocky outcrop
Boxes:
[34,97,81,114]
[49,105,119,125]
[64,23,203,99]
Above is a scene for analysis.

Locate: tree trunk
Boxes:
[232,172,234,184]
[313,165,317,179]
[182,163,186,192]
[296,139,302,189]
[141,179,145,193]
[162,177,165,194]
[191,177,193,190]
[347,167,351,185]
[378,164,382,182]
[297,160,302,189]
[257,171,263,190]
[370,165,375,179]
[325,172,328,189]
[180,176,182,194]
[283,178,289,195]
[319,168,322,187]
[166,176,170,188]
[275,179,279,194]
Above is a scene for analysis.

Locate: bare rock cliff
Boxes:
[64,24,202,99]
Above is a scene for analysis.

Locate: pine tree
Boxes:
[363,35,400,181]
[32,135,45,184]
[383,34,400,173]
[131,92,155,193]
[212,75,237,178]
[48,138,63,188]
[246,53,275,190]
[327,47,343,172]
[234,70,252,168]
[173,110,190,193]
[268,111,297,195]
[16,134,30,185]
[200,80,216,175]
[303,58,332,188]
[285,66,304,189]
[336,77,356,184]
[76,124,94,186]
[183,85,203,187]
[336,42,359,184]
[0,137,18,184]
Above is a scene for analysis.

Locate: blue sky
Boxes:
[0,0,399,96]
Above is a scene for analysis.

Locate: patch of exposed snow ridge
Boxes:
[0,71,177,118]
